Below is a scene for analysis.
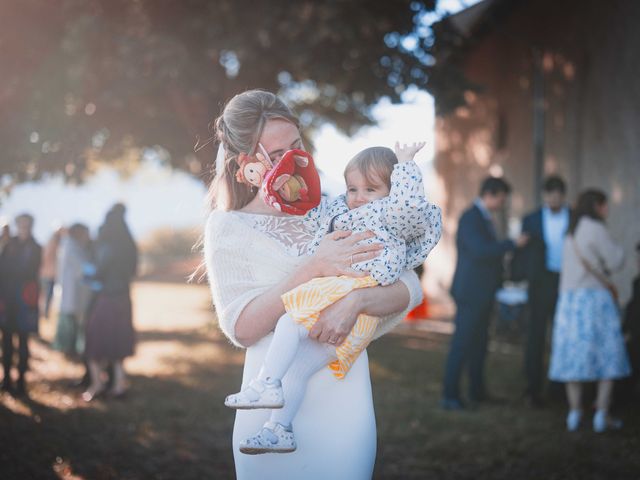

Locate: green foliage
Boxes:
[0,0,438,183]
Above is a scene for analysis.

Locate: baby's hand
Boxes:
[394,141,426,163]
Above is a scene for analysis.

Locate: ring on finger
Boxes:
[350,253,355,265]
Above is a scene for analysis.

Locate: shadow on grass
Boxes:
[369,332,640,480]
[2,318,638,480]
[0,369,241,479]
[0,324,243,480]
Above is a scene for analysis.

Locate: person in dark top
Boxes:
[82,203,138,401]
[518,176,570,407]
[442,177,529,410]
[0,213,42,396]
[618,242,640,403]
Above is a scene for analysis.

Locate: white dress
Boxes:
[204,209,422,480]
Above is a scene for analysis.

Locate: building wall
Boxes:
[433,0,640,302]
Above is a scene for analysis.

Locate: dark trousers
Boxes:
[2,329,30,378]
[443,301,494,401]
[525,270,559,397]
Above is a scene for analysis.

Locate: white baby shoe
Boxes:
[224,377,284,409]
[239,421,297,455]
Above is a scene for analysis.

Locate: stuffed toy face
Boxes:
[275,174,308,203]
[235,150,273,188]
[234,146,321,215]
[242,161,267,188]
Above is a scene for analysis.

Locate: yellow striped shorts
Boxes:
[281,275,379,379]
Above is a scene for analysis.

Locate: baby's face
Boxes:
[345,169,390,210]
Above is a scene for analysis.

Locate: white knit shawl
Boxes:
[204,210,422,347]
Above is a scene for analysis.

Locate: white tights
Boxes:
[258,313,336,428]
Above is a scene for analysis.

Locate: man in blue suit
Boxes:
[518,176,569,407]
[442,177,529,410]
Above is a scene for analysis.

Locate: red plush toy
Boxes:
[234,145,321,215]
[261,149,321,215]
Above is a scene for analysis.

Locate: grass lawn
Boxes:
[0,281,638,479]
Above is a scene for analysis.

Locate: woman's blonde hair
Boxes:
[343,146,398,189]
[207,90,299,211]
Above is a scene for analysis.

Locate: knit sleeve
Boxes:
[204,211,269,347]
[372,269,422,340]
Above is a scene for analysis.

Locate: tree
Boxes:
[0,0,439,185]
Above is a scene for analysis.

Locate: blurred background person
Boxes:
[517,175,569,408]
[83,204,138,401]
[53,223,92,358]
[0,213,42,396]
[40,227,65,319]
[617,242,640,404]
[548,189,630,432]
[0,223,10,254]
[442,176,529,410]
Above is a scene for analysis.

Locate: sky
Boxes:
[0,0,479,244]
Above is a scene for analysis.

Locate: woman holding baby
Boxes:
[204,89,440,479]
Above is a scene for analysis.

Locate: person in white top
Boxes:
[204,90,423,479]
[53,223,92,356]
[224,143,442,454]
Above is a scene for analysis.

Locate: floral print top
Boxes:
[304,161,442,286]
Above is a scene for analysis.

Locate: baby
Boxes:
[225,142,442,454]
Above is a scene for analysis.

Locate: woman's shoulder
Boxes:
[204,210,247,250]
[205,209,246,236]
[576,216,608,237]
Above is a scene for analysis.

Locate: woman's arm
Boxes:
[233,229,383,347]
[233,260,320,346]
[593,223,625,273]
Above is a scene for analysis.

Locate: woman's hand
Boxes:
[308,289,363,346]
[308,278,413,346]
[310,230,383,278]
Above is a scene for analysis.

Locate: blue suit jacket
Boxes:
[450,204,515,307]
